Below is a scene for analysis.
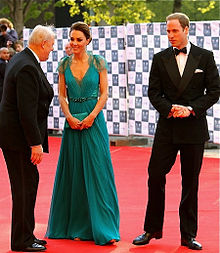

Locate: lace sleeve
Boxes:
[92,54,108,72]
[57,56,70,74]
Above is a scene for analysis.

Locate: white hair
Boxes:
[28,25,55,46]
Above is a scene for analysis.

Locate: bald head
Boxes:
[0,47,8,53]
[0,47,9,61]
[65,42,73,56]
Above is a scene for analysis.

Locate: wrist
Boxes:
[187,106,195,116]
[89,112,97,119]
[31,145,43,151]
[187,106,193,112]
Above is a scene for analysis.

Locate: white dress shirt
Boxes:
[174,42,191,76]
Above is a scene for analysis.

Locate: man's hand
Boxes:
[31,145,43,165]
[170,105,191,118]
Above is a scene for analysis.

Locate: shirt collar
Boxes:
[186,42,191,55]
[173,41,191,55]
[28,47,40,63]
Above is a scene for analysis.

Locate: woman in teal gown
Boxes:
[46,22,120,245]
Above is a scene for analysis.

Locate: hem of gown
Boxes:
[97,238,120,246]
[46,235,93,241]
[45,234,120,246]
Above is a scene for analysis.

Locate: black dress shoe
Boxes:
[133,231,162,245]
[34,238,47,245]
[22,243,46,252]
[181,238,202,250]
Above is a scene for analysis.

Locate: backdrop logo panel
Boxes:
[126,21,220,144]
[23,21,220,143]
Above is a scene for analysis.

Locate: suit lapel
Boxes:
[25,48,54,100]
[162,44,202,98]
[176,46,201,97]
[162,47,181,88]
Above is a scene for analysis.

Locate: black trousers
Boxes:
[2,148,39,250]
[144,140,204,240]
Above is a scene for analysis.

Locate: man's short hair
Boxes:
[28,25,55,46]
[14,40,23,47]
[166,13,190,29]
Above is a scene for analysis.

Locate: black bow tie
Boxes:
[174,47,187,56]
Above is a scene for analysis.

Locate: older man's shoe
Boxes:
[132,231,162,245]
[181,238,202,250]
[34,238,47,245]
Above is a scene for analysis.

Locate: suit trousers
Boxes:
[144,140,204,239]
[2,148,39,250]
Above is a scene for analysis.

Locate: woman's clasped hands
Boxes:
[68,114,95,130]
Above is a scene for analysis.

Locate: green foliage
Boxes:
[56,0,155,25]
[0,0,218,29]
[183,0,220,21]
[0,6,10,16]
[147,0,220,22]
[24,2,41,22]
[147,0,173,22]
[0,0,54,24]
[44,11,54,22]
[197,0,215,13]
[55,0,81,15]
[24,0,54,23]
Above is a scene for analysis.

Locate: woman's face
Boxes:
[69,29,89,54]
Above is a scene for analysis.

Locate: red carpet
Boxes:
[0,136,219,253]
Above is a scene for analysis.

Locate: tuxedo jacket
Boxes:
[148,43,220,144]
[0,47,54,152]
[0,58,7,102]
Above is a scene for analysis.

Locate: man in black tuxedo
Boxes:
[0,25,55,252]
[133,13,220,250]
[0,47,9,102]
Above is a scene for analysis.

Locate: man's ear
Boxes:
[41,40,47,49]
[184,26,189,35]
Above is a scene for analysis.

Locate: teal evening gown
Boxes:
[46,53,120,245]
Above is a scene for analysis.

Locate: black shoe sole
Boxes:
[181,241,202,250]
[12,250,46,252]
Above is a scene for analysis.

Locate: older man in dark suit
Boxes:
[0,25,55,252]
[133,13,220,250]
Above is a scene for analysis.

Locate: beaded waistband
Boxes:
[69,96,97,103]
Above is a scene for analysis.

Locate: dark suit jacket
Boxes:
[0,33,11,48]
[148,43,220,144]
[0,47,54,152]
[0,58,7,102]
